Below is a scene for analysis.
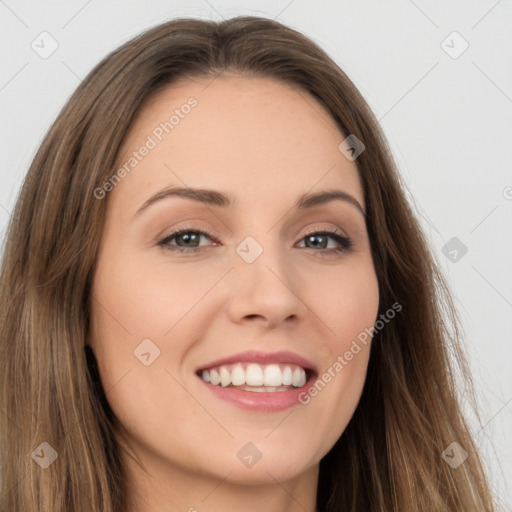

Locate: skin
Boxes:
[89,72,380,512]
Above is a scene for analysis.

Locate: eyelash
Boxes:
[157,226,353,256]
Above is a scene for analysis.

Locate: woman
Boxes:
[0,15,496,512]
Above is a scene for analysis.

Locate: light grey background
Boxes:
[1,0,511,508]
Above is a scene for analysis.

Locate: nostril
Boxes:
[245,314,263,320]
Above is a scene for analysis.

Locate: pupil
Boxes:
[308,234,326,249]
[180,233,198,246]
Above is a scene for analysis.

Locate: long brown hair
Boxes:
[0,15,496,511]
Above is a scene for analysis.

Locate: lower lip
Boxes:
[197,375,315,412]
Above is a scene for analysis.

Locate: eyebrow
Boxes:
[133,186,366,218]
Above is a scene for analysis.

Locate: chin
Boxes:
[200,448,317,485]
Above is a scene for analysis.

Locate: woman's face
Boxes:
[90,73,379,492]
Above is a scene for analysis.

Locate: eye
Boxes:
[297,228,353,255]
[157,227,353,255]
[157,227,216,253]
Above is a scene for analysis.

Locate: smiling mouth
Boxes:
[196,362,315,392]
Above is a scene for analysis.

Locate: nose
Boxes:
[226,243,306,329]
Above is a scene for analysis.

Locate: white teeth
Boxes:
[210,368,220,386]
[263,364,282,386]
[231,364,245,386]
[292,367,306,387]
[199,362,308,390]
[232,385,293,393]
[282,366,293,385]
[248,387,266,393]
[220,366,231,387]
[246,364,264,386]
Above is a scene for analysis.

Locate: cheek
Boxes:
[91,248,218,340]
[89,253,207,457]
[300,260,378,428]
[315,259,380,345]
[88,249,220,409]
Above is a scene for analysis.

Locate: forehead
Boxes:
[111,73,364,215]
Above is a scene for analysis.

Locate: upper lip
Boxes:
[195,350,318,375]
